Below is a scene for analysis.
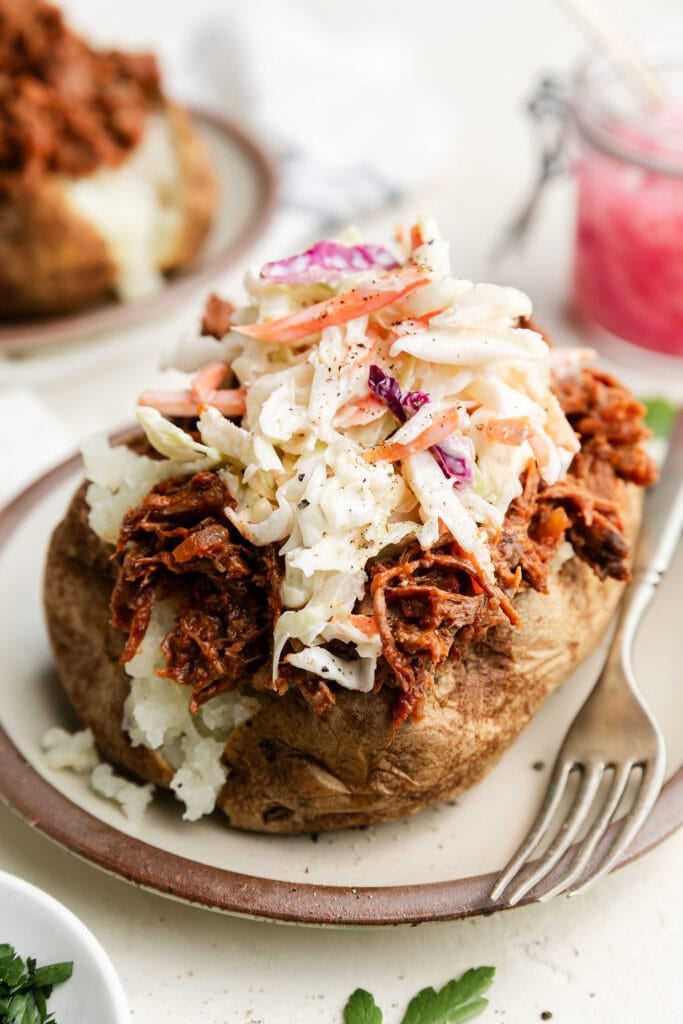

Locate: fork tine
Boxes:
[503,762,604,906]
[489,759,573,902]
[538,761,633,902]
[567,756,665,897]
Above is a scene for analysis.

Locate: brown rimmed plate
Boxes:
[0,110,277,354]
[0,454,682,927]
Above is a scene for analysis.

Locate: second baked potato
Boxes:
[0,0,216,317]
[0,102,216,317]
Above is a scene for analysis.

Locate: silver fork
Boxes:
[490,410,683,906]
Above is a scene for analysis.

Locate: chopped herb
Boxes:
[342,966,495,1024]
[345,989,383,1024]
[0,944,73,1024]
[642,396,677,439]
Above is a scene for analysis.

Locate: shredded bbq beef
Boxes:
[111,472,281,712]
[201,294,235,340]
[109,367,656,724]
[495,369,657,590]
[370,541,518,727]
[0,0,161,196]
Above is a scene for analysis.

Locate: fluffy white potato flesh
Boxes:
[60,114,184,301]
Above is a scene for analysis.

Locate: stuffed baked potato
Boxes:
[43,219,656,832]
[45,481,640,832]
[0,0,216,317]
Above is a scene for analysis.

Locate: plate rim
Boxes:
[1,454,682,927]
[0,108,278,352]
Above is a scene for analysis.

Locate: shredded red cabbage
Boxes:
[260,242,401,285]
[402,390,430,416]
[368,366,430,422]
[367,366,474,488]
[368,365,406,422]
[431,436,475,487]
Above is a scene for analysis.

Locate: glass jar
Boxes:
[571,46,683,360]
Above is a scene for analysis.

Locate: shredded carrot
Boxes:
[138,390,196,416]
[484,417,534,445]
[199,389,247,416]
[410,223,425,250]
[413,307,449,324]
[138,388,246,419]
[348,613,380,637]
[362,405,465,463]
[234,266,428,344]
[333,395,388,429]
[190,362,229,402]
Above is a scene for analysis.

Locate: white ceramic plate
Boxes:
[0,456,682,926]
[0,110,277,354]
[0,870,129,1022]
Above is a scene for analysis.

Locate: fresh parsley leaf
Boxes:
[642,397,677,439]
[31,992,46,1021]
[1,954,27,993]
[401,967,495,1024]
[344,988,383,1024]
[28,964,72,991]
[342,966,495,1024]
[4,991,30,1024]
[0,944,73,1024]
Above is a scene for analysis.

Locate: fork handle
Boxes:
[608,410,683,669]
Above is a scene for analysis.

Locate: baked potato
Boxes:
[0,1,216,318]
[45,481,640,832]
[42,220,657,832]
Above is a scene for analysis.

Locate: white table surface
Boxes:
[1,1,683,1021]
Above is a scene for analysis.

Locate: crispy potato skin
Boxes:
[44,483,641,833]
[43,484,173,788]
[217,544,631,832]
[158,103,217,274]
[0,102,216,319]
[0,182,117,317]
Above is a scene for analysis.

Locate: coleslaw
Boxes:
[86,217,583,698]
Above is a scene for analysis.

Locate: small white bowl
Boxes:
[0,870,129,1023]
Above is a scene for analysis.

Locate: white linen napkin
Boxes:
[164,0,453,225]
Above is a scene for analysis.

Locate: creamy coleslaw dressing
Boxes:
[86,218,581,699]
